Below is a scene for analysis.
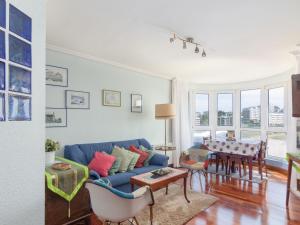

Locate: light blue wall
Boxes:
[46,50,171,155]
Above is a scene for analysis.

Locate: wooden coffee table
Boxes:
[130,167,190,203]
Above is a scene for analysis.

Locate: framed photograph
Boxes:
[9,65,31,94]
[103,89,121,107]
[46,108,67,128]
[8,94,31,121]
[9,5,32,42]
[0,92,5,121]
[0,61,5,90]
[131,94,142,113]
[46,65,68,87]
[9,34,31,68]
[65,90,90,109]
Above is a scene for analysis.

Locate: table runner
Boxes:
[45,157,88,217]
[205,140,260,156]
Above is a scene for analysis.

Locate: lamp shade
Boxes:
[155,104,176,119]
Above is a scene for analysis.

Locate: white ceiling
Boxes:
[46,0,300,83]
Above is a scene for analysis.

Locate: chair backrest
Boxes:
[259,140,268,160]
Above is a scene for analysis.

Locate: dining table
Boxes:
[205,139,261,180]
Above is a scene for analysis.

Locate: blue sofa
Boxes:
[64,138,169,193]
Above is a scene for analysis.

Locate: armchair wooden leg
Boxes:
[133,216,139,225]
[149,205,153,225]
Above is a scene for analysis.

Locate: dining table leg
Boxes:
[248,157,253,181]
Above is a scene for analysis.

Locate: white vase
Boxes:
[45,151,56,166]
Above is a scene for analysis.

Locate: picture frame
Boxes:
[46,107,67,128]
[0,92,5,121]
[9,65,31,94]
[8,94,31,121]
[131,94,142,113]
[0,61,5,90]
[102,89,121,107]
[65,90,90,109]
[46,65,68,87]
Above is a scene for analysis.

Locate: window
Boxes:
[216,131,227,140]
[192,131,211,145]
[195,93,209,126]
[240,89,261,128]
[217,93,233,126]
[267,132,287,158]
[240,130,261,142]
[268,87,284,127]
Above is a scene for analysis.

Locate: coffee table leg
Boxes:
[165,185,168,195]
[183,177,190,203]
[131,183,134,192]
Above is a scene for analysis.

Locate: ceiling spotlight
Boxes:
[183,41,187,49]
[195,45,199,53]
[202,49,206,57]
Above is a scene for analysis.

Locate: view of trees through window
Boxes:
[195,93,209,126]
[240,89,261,128]
[217,93,233,126]
[268,87,284,127]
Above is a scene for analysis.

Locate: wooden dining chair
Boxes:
[254,140,268,179]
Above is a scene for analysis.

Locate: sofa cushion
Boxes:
[109,157,122,175]
[107,172,136,187]
[112,139,139,149]
[64,145,88,165]
[127,150,140,171]
[129,145,149,168]
[139,145,155,166]
[112,147,133,172]
[131,165,164,175]
[88,152,116,177]
[78,142,113,163]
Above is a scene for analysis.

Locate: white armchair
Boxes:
[86,179,154,225]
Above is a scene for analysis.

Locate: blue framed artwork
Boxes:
[0,61,5,90]
[9,5,32,42]
[9,65,31,94]
[0,0,5,28]
[8,94,31,121]
[9,35,32,68]
[0,30,5,59]
[0,92,5,121]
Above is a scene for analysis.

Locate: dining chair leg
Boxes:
[264,160,268,177]
[238,161,242,178]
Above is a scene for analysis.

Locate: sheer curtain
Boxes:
[171,78,192,167]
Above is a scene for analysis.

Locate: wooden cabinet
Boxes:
[292,74,300,117]
[45,182,92,225]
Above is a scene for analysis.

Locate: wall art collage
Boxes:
[0,1,32,122]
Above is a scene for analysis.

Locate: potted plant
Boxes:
[45,139,60,165]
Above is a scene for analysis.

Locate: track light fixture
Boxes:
[169,33,207,56]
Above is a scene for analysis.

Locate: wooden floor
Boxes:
[91,169,300,225]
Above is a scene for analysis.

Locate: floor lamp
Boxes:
[155,104,176,155]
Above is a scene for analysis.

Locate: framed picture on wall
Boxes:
[46,65,68,87]
[102,89,121,107]
[131,94,142,113]
[65,90,90,109]
[8,94,31,121]
[0,92,5,121]
[46,108,67,128]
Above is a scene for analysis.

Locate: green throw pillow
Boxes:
[109,157,122,175]
[111,147,133,172]
[126,150,140,171]
[140,145,155,166]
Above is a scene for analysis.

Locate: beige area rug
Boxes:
[120,184,218,225]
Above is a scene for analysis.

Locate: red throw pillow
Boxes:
[88,152,116,177]
[129,145,149,168]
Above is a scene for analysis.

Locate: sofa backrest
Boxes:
[64,138,152,165]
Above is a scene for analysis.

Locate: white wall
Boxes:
[0,1,46,225]
[46,49,171,155]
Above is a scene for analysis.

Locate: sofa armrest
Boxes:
[149,153,169,166]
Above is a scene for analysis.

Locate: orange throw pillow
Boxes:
[129,145,149,168]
